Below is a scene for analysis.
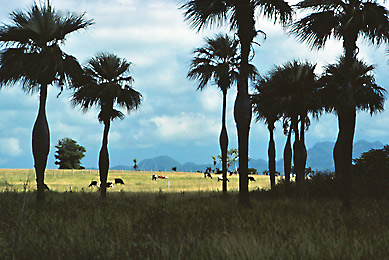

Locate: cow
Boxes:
[158,175,168,179]
[217,175,229,182]
[152,174,157,180]
[204,172,212,179]
[88,180,98,187]
[248,176,256,182]
[107,181,114,188]
[172,167,177,172]
[114,178,125,185]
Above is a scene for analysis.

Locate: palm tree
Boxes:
[188,34,240,193]
[0,2,92,201]
[320,57,386,175]
[181,0,293,204]
[252,79,282,189]
[71,53,142,197]
[255,61,320,186]
[290,0,389,209]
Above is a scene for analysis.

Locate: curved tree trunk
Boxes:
[32,84,50,202]
[283,124,292,183]
[297,116,307,185]
[268,123,276,189]
[334,34,358,210]
[235,0,255,205]
[220,90,229,193]
[99,120,111,198]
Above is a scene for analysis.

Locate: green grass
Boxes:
[0,169,273,193]
[0,191,388,259]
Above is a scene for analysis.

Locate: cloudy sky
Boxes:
[0,0,388,169]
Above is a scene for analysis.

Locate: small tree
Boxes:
[55,138,86,169]
[133,158,138,171]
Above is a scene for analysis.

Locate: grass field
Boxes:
[0,168,274,193]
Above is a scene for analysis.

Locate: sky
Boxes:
[0,0,388,169]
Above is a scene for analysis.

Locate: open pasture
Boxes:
[0,169,272,193]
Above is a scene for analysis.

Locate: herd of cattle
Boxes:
[87,168,257,189]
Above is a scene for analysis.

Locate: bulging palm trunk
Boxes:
[283,125,292,183]
[334,36,357,209]
[32,84,50,202]
[235,0,255,205]
[334,106,356,210]
[220,90,229,193]
[268,124,276,189]
[99,120,110,198]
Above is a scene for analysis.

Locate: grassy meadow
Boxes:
[0,168,273,193]
[0,169,388,259]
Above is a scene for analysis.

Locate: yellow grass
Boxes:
[0,168,275,193]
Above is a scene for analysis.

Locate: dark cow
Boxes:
[88,180,98,187]
[204,172,212,179]
[217,175,229,182]
[248,176,256,182]
[107,181,114,188]
[152,174,157,180]
[114,178,125,185]
[172,167,177,172]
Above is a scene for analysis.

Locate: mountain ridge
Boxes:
[109,140,385,173]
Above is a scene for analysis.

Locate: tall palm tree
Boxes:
[290,0,389,209]
[252,79,282,189]
[256,61,320,186]
[181,0,292,204]
[71,53,142,197]
[0,2,92,201]
[188,34,240,193]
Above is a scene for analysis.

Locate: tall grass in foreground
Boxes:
[0,191,388,259]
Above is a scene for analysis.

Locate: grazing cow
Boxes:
[204,172,212,179]
[248,176,256,182]
[88,180,98,187]
[114,178,125,185]
[107,181,114,188]
[172,167,177,172]
[152,174,157,180]
[217,175,229,182]
[158,175,168,179]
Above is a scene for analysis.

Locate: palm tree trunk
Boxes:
[283,124,292,183]
[334,35,358,209]
[268,123,276,189]
[220,90,229,193]
[298,116,307,184]
[32,84,50,202]
[235,0,255,205]
[99,120,110,198]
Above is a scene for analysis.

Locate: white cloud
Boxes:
[150,112,219,142]
[0,138,22,156]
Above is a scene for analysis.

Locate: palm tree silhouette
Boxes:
[181,0,292,204]
[0,2,92,201]
[290,0,389,209]
[252,79,282,189]
[71,53,142,197]
[254,61,320,186]
[188,34,240,193]
[320,58,386,162]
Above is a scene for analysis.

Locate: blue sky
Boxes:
[0,0,388,169]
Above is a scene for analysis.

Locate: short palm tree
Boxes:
[0,2,92,201]
[256,61,320,186]
[181,0,293,203]
[252,79,282,189]
[290,0,389,208]
[188,34,240,193]
[71,53,142,197]
[320,57,386,159]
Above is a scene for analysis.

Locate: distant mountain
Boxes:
[108,140,385,173]
[307,140,384,171]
